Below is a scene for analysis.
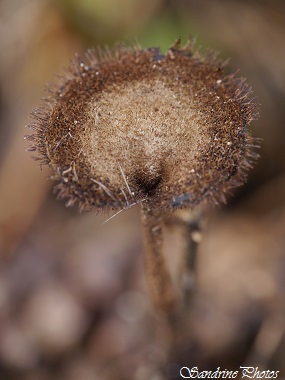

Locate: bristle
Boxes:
[27,40,260,213]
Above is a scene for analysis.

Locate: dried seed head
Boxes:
[27,40,259,212]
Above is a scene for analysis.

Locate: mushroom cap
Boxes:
[28,41,259,212]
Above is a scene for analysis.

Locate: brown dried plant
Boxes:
[26,39,259,318]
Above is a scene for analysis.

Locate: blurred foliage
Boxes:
[56,0,163,45]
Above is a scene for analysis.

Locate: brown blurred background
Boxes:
[0,0,285,379]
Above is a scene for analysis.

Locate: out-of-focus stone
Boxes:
[0,322,38,370]
[21,282,87,355]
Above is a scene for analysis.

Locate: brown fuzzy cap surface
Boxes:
[27,41,259,212]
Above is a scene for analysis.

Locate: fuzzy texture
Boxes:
[27,40,259,212]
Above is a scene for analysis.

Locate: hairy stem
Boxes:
[141,202,177,315]
[168,209,204,309]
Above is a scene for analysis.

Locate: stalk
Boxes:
[141,202,177,316]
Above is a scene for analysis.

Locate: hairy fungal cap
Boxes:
[29,41,259,212]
